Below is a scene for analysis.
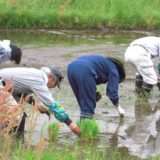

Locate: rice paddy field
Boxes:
[0,29,160,159]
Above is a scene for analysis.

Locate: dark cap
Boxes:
[50,67,64,89]
[107,57,126,83]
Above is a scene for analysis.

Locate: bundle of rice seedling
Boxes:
[77,119,99,142]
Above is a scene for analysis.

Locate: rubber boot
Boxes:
[135,75,143,94]
[9,112,27,133]
[140,82,153,99]
[9,112,27,142]
[17,112,28,133]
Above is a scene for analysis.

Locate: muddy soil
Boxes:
[22,43,160,159]
[1,30,160,159]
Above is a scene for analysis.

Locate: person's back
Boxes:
[0,67,46,94]
[0,41,22,132]
[67,54,126,119]
[69,54,119,85]
[0,67,80,135]
[0,40,22,108]
[0,67,54,107]
[0,40,22,64]
[125,36,160,97]
[130,36,160,58]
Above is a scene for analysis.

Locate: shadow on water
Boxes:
[1,29,160,159]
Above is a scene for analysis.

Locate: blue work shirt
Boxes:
[67,54,120,115]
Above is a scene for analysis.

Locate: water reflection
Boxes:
[109,118,125,147]
[1,29,160,158]
[121,99,160,159]
[0,29,149,47]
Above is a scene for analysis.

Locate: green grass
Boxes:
[11,144,106,160]
[3,140,155,160]
[48,122,60,143]
[0,119,158,160]
[77,119,100,142]
[0,0,160,29]
[3,141,139,160]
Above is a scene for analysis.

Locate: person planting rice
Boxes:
[67,54,126,120]
[0,39,22,131]
[124,36,160,98]
[0,40,22,64]
[0,39,22,98]
[0,67,80,135]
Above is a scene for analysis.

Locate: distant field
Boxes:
[0,0,160,30]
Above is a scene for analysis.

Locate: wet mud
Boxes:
[1,29,160,159]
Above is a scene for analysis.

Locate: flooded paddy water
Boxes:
[1,29,160,159]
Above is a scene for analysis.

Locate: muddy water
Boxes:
[1,29,160,159]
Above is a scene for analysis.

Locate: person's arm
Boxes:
[49,102,80,135]
[106,69,125,117]
[48,102,71,124]
[31,84,80,135]
[106,69,119,105]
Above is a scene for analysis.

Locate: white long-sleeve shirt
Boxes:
[0,67,54,106]
[0,40,11,63]
[130,36,160,58]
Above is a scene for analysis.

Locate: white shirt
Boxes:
[0,67,54,106]
[0,40,11,63]
[130,36,160,58]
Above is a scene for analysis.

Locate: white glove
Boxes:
[115,104,125,117]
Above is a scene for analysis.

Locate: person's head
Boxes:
[10,44,22,64]
[41,67,64,88]
[107,57,126,83]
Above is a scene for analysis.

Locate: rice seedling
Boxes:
[77,119,99,142]
[48,122,60,143]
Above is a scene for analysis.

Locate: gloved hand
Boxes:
[115,104,125,117]
[96,91,102,102]
[49,102,69,122]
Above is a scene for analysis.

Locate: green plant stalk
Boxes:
[48,122,60,143]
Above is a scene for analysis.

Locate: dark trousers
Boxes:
[67,63,96,118]
[12,93,28,134]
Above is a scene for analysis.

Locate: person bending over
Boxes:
[67,54,126,120]
[0,67,80,135]
[125,36,160,98]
